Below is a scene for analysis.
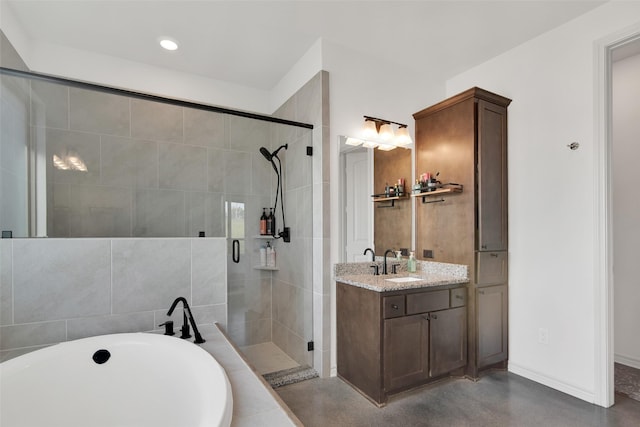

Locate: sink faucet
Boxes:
[363,248,375,262]
[383,249,396,275]
[167,297,205,344]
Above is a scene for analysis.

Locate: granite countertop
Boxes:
[334,259,469,292]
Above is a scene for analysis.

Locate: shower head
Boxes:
[259,144,288,174]
[260,147,273,162]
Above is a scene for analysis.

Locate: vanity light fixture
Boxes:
[159,37,179,51]
[361,116,412,148]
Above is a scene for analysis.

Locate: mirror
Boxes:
[339,136,412,262]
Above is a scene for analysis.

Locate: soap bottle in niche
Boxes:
[260,208,267,235]
[269,208,276,237]
[266,242,276,267]
[260,244,267,266]
[407,251,417,273]
[266,208,273,235]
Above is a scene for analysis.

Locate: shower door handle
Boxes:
[232,239,240,263]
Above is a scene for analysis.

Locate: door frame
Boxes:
[593,23,640,408]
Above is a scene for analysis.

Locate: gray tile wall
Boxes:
[27,80,246,238]
[0,237,227,360]
[272,71,330,374]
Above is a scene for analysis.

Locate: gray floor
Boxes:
[276,370,640,427]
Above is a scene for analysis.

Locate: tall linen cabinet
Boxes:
[413,87,511,378]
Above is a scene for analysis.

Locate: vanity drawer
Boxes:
[476,251,508,286]
[383,296,406,318]
[406,290,449,315]
[450,287,466,308]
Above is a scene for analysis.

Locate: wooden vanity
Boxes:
[336,275,468,406]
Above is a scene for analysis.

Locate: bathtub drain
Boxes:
[92,349,111,364]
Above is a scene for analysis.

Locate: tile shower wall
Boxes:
[30,81,238,238]
[0,237,227,361]
[272,71,330,373]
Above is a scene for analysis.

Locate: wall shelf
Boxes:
[371,195,409,208]
[253,265,279,271]
[254,235,276,239]
[411,185,463,203]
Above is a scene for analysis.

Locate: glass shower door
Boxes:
[225,118,314,377]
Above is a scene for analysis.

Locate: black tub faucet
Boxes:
[363,248,375,262]
[167,297,205,344]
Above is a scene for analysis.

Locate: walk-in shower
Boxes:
[0,67,315,378]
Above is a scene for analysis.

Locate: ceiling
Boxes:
[6,1,606,90]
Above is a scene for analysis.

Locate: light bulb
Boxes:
[379,123,394,141]
[395,126,412,145]
[362,120,378,139]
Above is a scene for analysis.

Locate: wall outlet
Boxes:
[538,328,549,345]
[423,249,434,259]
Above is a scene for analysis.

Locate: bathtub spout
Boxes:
[167,297,205,344]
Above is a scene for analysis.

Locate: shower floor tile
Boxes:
[241,342,299,375]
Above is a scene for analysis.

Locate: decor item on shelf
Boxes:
[259,145,291,242]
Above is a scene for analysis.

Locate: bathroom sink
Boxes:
[385,277,423,283]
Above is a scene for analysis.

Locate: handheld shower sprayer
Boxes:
[258,144,290,242]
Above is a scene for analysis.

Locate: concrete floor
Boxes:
[276,370,640,427]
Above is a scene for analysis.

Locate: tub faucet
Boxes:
[363,248,375,262]
[167,297,205,344]
[383,249,396,275]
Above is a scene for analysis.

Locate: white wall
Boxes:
[613,51,640,370]
[0,3,271,115]
[447,1,640,404]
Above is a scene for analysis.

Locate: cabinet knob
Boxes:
[431,314,438,320]
[455,294,464,300]
[481,245,487,249]
[391,304,399,310]
[490,253,499,258]
[479,290,485,295]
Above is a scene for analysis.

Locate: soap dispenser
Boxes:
[407,251,417,273]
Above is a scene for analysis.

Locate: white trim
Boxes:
[509,363,595,403]
[593,22,640,409]
[614,354,640,370]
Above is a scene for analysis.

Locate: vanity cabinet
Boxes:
[337,282,466,406]
[413,87,511,378]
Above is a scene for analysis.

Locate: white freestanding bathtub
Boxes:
[0,333,233,427]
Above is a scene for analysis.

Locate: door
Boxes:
[477,284,508,368]
[477,100,508,251]
[430,307,467,377]
[384,314,430,391]
[345,150,373,261]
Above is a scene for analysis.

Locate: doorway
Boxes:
[595,25,640,408]
[611,39,640,403]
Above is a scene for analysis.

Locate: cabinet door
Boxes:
[383,314,429,392]
[477,284,508,368]
[430,307,467,377]
[477,100,508,251]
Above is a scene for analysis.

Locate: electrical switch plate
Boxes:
[538,328,549,344]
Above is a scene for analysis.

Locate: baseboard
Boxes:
[508,362,595,403]
[614,353,640,370]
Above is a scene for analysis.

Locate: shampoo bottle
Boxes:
[260,244,267,266]
[408,251,417,273]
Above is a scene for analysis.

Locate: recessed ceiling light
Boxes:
[159,37,179,51]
